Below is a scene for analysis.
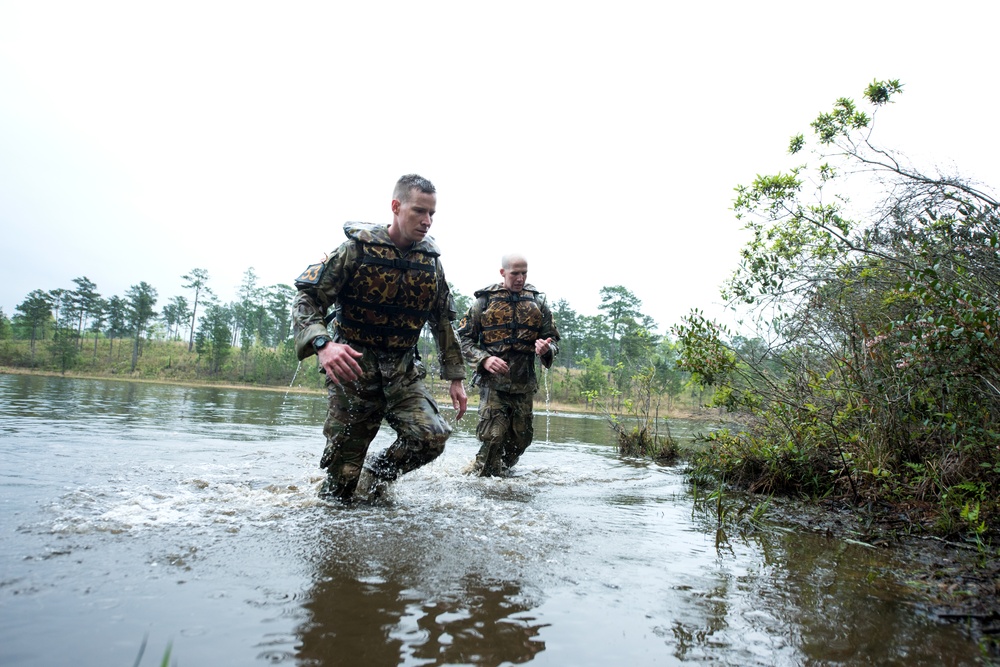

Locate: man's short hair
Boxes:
[501,253,527,270]
[393,174,436,203]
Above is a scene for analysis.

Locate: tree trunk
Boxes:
[131,328,140,372]
[188,290,200,352]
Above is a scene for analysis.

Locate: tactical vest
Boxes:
[476,286,544,357]
[336,222,439,350]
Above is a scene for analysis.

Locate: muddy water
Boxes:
[0,374,983,666]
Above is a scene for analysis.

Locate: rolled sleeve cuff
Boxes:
[295,324,330,361]
[440,363,467,381]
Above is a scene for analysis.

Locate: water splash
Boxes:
[542,366,551,444]
[284,361,303,401]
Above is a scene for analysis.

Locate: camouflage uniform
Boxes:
[457,283,560,475]
[292,222,466,501]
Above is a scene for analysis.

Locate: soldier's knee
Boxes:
[404,434,446,467]
[424,434,447,459]
[476,414,507,445]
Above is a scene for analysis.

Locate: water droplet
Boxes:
[543,366,551,444]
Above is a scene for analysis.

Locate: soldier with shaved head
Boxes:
[457,254,560,476]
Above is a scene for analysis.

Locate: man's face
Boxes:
[392,190,436,246]
[501,259,527,292]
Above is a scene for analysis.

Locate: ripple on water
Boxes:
[0,375,986,667]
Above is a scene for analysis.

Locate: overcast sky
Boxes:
[2,1,997,336]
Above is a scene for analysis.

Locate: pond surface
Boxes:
[0,374,985,666]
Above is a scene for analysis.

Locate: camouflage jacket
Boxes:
[457,283,560,394]
[291,222,466,381]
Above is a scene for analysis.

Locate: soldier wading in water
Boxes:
[291,174,467,503]
[457,253,560,476]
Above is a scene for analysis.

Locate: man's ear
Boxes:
[391,199,400,214]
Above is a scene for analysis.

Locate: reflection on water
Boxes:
[299,562,545,666]
[0,374,985,666]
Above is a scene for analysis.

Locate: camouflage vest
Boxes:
[476,285,544,357]
[337,222,439,350]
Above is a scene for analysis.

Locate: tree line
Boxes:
[1,267,298,380]
[0,268,695,414]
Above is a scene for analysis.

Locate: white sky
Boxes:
[2,1,998,335]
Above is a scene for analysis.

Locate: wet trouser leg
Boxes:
[474,389,533,476]
[365,363,452,482]
[319,348,453,500]
[319,349,386,501]
[473,387,506,476]
[319,373,385,502]
[500,392,534,470]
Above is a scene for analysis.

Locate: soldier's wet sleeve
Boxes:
[433,318,467,381]
[291,241,356,361]
[457,296,489,370]
[538,294,561,369]
[430,262,467,381]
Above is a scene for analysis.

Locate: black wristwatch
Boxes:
[312,335,331,352]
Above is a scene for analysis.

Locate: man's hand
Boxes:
[449,379,468,420]
[317,342,364,384]
[535,337,554,356]
[482,355,509,375]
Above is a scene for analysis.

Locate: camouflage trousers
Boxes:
[472,387,534,476]
[319,348,452,501]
